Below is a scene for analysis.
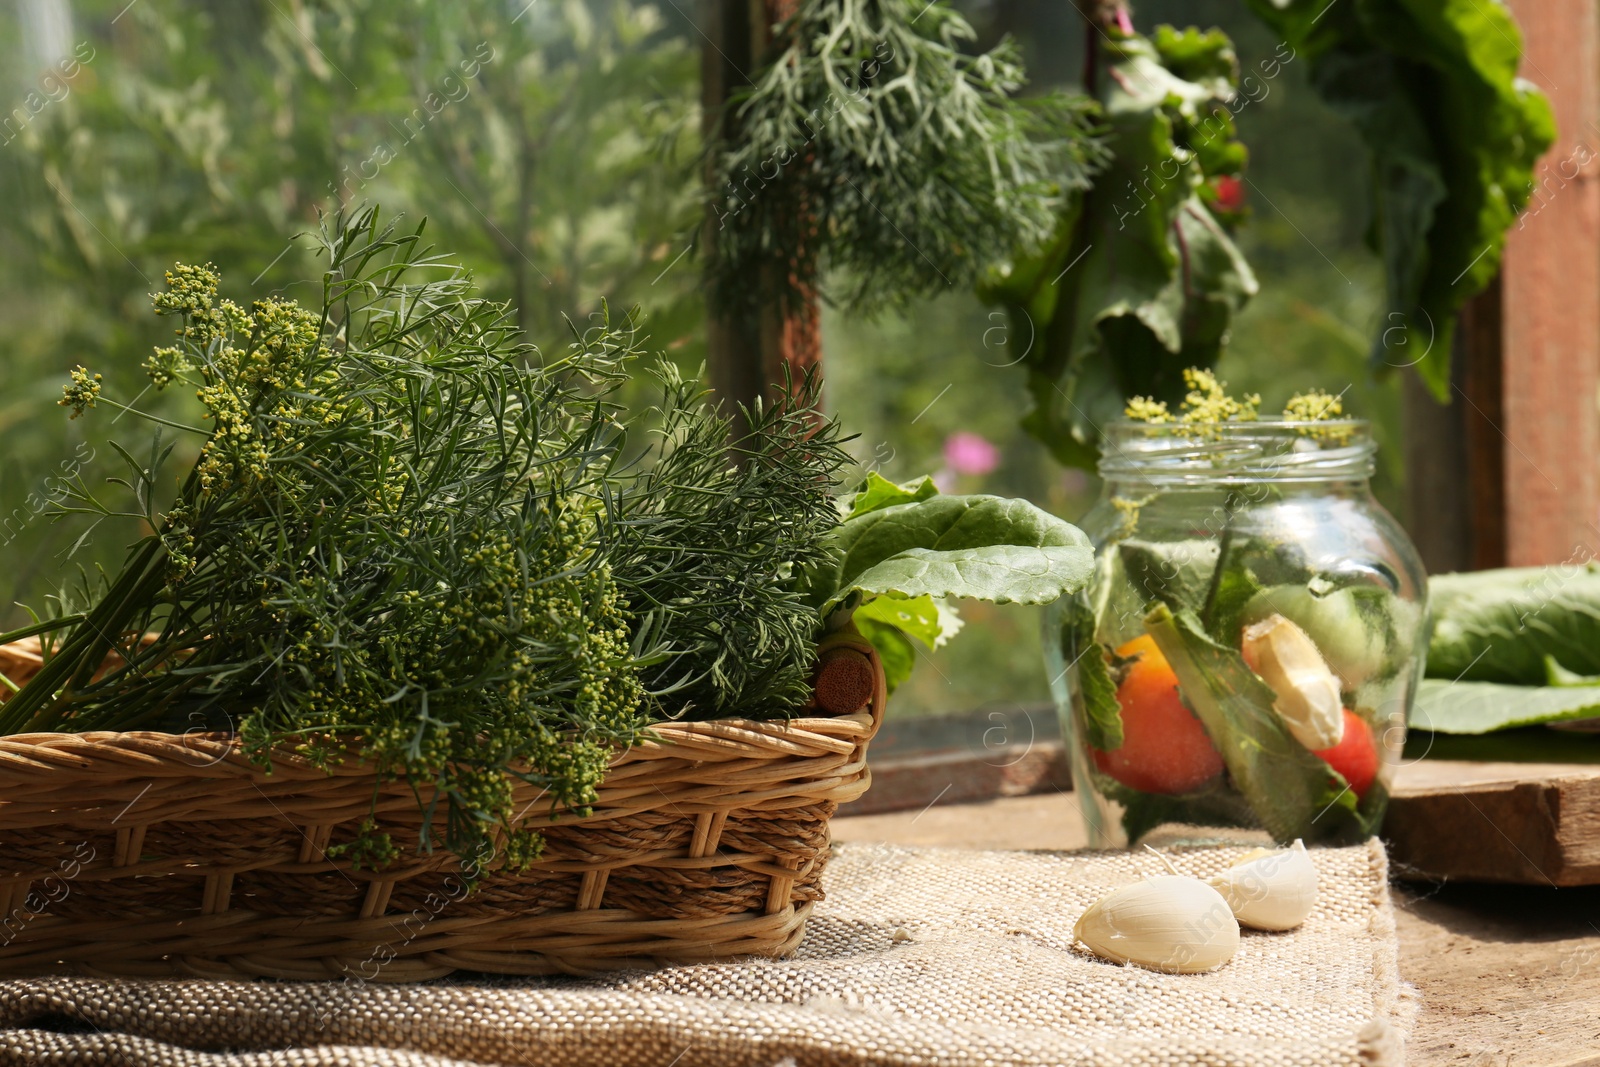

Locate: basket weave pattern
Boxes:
[0,634,885,981]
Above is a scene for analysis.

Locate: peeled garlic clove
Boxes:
[1241,614,1345,750]
[1073,875,1240,973]
[1208,838,1318,931]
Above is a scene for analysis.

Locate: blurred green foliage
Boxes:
[0,0,702,616]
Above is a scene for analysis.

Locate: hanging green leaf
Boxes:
[1245,0,1555,398]
[980,26,1257,468]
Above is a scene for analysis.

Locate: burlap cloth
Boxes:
[0,839,1415,1067]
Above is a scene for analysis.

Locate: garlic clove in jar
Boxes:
[1241,613,1345,750]
[1073,875,1240,973]
[1208,838,1318,931]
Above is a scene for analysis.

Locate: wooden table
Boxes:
[834,793,1600,1066]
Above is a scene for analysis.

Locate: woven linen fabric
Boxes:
[0,839,1414,1067]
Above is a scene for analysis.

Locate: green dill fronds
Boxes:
[12,207,653,865]
[712,0,1107,314]
[610,362,853,718]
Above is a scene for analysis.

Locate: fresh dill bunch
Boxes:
[5,208,650,866]
[711,0,1107,314]
[609,363,853,718]
[9,208,875,867]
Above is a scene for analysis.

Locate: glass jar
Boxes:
[1045,419,1427,847]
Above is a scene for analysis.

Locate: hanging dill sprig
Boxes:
[711,0,1107,315]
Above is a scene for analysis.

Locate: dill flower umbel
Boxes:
[58,366,102,418]
[1283,388,1352,442]
[1124,396,1173,423]
[1181,368,1260,424]
[1283,389,1343,422]
[1123,368,1261,430]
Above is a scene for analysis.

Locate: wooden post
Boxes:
[1493,0,1600,566]
[701,0,822,418]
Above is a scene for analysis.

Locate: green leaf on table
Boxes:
[1410,678,1600,735]
[809,495,1093,613]
[1404,726,1600,764]
[1143,602,1355,843]
[1428,565,1600,684]
[843,472,939,520]
[853,615,917,696]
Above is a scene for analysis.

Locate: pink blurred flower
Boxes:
[943,431,1001,477]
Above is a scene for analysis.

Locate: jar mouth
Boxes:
[1097,418,1375,484]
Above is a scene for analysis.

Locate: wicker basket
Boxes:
[0,632,885,981]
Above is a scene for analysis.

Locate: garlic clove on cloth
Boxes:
[1241,613,1345,750]
[1208,839,1318,931]
[1073,875,1240,973]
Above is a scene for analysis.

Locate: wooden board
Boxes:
[1385,761,1600,885]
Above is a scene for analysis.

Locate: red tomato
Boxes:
[1213,175,1246,213]
[1312,709,1380,799]
[1091,634,1225,795]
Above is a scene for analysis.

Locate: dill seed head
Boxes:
[59,366,103,418]
[1180,367,1260,425]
